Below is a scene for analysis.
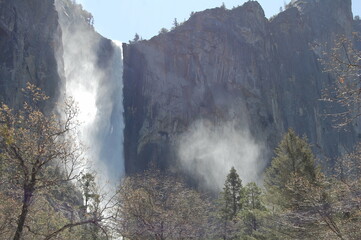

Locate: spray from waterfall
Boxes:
[55,0,125,189]
[178,119,265,191]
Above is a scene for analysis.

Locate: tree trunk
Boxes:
[223,220,227,240]
[13,185,34,240]
[252,215,257,232]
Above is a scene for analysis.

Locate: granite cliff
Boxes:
[123,0,360,183]
[0,0,62,108]
[0,0,124,182]
[0,0,360,187]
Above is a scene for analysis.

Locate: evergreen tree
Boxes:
[263,129,332,239]
[133,33,140,42]
[264,129,321,210]
[173,18,179,28]
[218,167,244,240]
[80,173,97,212]
[223,167,244,219]
[241,182,266,235]
[79,172,105,240]
[159,27,169,34]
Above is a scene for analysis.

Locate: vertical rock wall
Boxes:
[0,0,62,108]
[0,0,125,183]
[123,0,359,178]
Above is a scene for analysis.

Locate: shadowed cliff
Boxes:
[0,0,62,108]
[123,0,359,185]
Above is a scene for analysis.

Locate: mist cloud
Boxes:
[177,119,265,191]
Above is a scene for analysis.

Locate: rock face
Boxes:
[0,0,359,183]
[0,0,62,108]
[0,0,125,181]
[0,0,125,219]
[123,0,359,174]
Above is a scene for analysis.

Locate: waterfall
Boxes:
[99,40,125,184]
[55,0,125,187]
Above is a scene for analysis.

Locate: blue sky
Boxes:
[77,0,361,42]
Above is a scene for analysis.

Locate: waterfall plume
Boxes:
[55,0,125,188]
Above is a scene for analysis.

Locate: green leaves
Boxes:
[264,129,321,210]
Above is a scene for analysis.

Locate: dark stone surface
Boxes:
[0,0,62,108]
[0,0,125,179]
[123,0,359,173]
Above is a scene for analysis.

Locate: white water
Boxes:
[55,0,125,188]
[178,120,265,191]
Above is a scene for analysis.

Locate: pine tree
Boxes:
[173,18,179,28]
[264,129,321,210]
[133,33,140,42]
[223,167,244,219]
[241,182,265,234]
[218,167,244,240]
[263,129,332,239]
